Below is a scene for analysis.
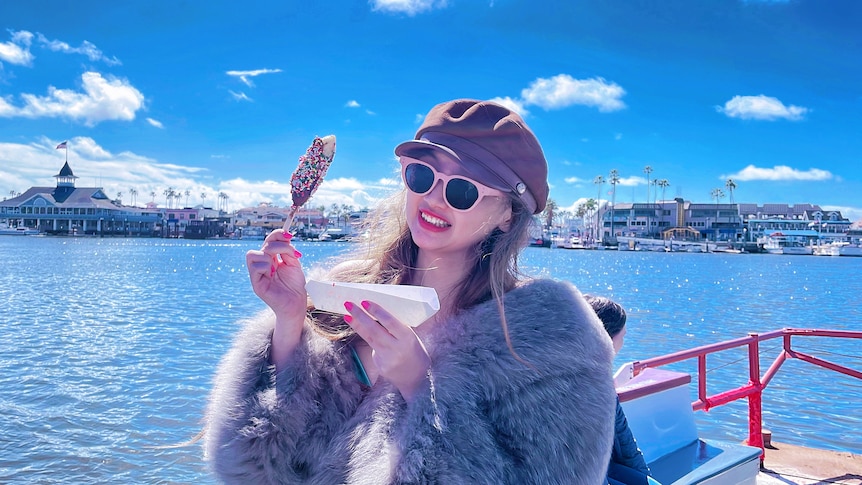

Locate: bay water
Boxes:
[0,236,859,483]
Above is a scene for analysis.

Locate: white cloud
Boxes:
[487,96,529,117]
[346,100,361,108]
[616,176,646,187]
[0,30,35,66]
[724,164,832,181]
[0,137,395,211]
[226,68,282,87]
[370,0,448,16]
[564,176,586,184]
[0,72,144,126]
[146,118,164,129]
[0,96,15,116]
[35,33,121,65]
[520,74,626,112]
[229,90,252,102]
[717,95,808,121]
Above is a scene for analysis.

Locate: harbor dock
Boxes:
[758,440,861,484]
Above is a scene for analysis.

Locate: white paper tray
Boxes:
[305,280,440,327]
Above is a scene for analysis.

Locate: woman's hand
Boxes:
[343,300,432,402]
[246,229,306,369]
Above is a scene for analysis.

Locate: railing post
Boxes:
[746,333,765,463]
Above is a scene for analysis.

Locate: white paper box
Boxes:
[305,280,440,327]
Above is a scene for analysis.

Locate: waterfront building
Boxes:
[598,199,852,245]
[0,162,161,236]
[162,204,222,238]
[232,204,369,239]
[738,203,851,244]
[233,204,328,233]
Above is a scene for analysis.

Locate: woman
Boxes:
[204,99,616,484]
[584,295,657,485]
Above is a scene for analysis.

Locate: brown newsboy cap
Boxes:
[394,99,549,214]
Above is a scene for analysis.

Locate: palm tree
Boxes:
[200,192,208,208]
[583,198,597,241]
[710,188,726,240]
[340,204,353,230]
[593,175,605,242]
[185,189,191,208]
[657,179,670,202]
[163,187,173,208]
[609,169,620,242]
[129,188,138,206]
[150,190,156,203]
[542,198,558,231]
[116,191,123,204]
[725,178,737,205]
[643,166,653,236]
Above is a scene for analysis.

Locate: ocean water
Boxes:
[0,236,859,483]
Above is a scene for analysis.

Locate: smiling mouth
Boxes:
[420,210,451,228]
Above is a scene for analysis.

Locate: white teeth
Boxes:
[421,211,449,227]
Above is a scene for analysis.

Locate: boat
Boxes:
[555,234,588,249]
[617,328,861,484]
[0,222,40,236]
[528,236,551,248]
[236,226,267,240]
[812,242,842,256]
[710,243,743,254]
[839,244,862,257]
[761,233,813,255]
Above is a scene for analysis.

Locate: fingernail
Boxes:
[270,264,275,276]
[360,301,370,310]
[343,314,353,324]
[294,249,302,258]
[344,301,354,311]
[284,232,293,240]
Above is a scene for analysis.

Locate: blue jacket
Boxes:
[611,396,651,476]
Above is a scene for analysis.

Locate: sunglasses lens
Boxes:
[445,179,480,210]
[404,163,434,194]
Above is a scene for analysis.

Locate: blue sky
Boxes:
[1,0,860,221]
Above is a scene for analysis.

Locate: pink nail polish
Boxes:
[270,264,276,276]
[343,314,353,324]
[344,301,354,311]
[294,249,302,258]
[361,301,370,310]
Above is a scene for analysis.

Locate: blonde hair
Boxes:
[310,188,535,360]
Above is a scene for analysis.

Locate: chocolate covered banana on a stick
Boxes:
[282,135,336,231]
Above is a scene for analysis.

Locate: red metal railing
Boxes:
[629,328,862,461]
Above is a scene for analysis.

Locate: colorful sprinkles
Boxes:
[290,136,335,209]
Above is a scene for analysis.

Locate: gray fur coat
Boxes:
[204,278,616,484]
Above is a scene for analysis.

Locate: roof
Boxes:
[0,186,117,209]
[57,161,76,178]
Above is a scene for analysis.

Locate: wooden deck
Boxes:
[757,441,861,484]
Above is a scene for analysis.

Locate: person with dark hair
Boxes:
[584,295,659,485]
[203,99,617,484]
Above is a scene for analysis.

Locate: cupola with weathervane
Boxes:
[53,161,79,202]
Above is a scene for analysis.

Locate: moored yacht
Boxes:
[0,222,40,236]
